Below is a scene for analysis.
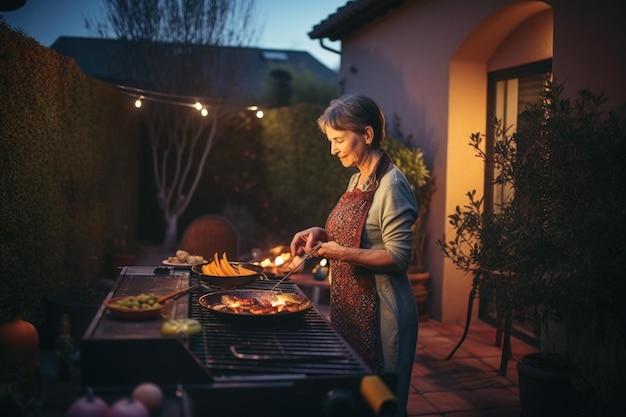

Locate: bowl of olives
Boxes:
[104,284,200,320]
[104,293,164,320]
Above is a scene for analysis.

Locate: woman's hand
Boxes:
[291,228,398,269]
[315,240,340,260]
[290,227,328,256]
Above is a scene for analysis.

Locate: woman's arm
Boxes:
[317,242,398,270]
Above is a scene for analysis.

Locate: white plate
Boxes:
[162,260,197,268]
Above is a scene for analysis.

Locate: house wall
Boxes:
[548,0,626,111]
[334,0,626,322]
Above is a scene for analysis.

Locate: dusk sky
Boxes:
[1,0,345,70]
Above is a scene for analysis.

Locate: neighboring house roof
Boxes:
[308,0,406,41]
[51,36,337,104]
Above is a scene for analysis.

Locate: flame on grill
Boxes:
[257,246,303,274]
[259,253,289,268]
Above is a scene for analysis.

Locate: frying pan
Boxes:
[104,283,201,320]
[191,261,263,288]
[198,289,313,321]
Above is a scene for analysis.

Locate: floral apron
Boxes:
[325,152,391,372]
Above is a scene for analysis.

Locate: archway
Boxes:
[441,1,552,321]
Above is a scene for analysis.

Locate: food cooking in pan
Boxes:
[218,293,312,315]
[201,253,258,276]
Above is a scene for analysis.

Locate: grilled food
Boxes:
[218,294,312,315]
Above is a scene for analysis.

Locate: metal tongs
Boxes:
[270,242,323,291]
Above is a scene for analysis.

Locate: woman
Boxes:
[290,93,419,416]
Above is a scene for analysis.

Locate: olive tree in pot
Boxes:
[513,83,626,417]
[438,81,626,417]
[385,134,435,320]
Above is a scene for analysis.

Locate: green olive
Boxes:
[113,293,161,309]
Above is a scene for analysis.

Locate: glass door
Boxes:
[480,60,552,347]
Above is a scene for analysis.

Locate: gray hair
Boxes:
[317,93,385,149]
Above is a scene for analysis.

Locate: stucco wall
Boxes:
[333,0,626,322]
[548,0,626,111]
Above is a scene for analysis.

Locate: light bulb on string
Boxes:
[110,82,267,117]
[246,105,263,118]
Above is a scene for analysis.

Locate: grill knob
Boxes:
[323,389,356,416]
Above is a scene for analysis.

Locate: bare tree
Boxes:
[86,0,261,250]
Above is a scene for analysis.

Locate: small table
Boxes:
[286,272,330,305]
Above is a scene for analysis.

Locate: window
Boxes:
[261,51,288,61]
[485,60,552,213]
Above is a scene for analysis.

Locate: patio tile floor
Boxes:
[408,318,537,417]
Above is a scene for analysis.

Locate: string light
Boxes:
[247,105,263,119]
[104,81,263,118]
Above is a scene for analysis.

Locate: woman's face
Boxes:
[325,126,373,169]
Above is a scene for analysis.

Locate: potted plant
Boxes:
[512,83,626,417]
[438,81,626,417]
[385,132,435,319]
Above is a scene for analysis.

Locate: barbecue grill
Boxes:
[81,267,397,416]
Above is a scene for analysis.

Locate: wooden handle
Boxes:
[157,283,201,303]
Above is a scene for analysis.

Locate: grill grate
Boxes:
[81,268,390,416]
[188,279,370,378]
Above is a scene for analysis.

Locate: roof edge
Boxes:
[308,0,406,41]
